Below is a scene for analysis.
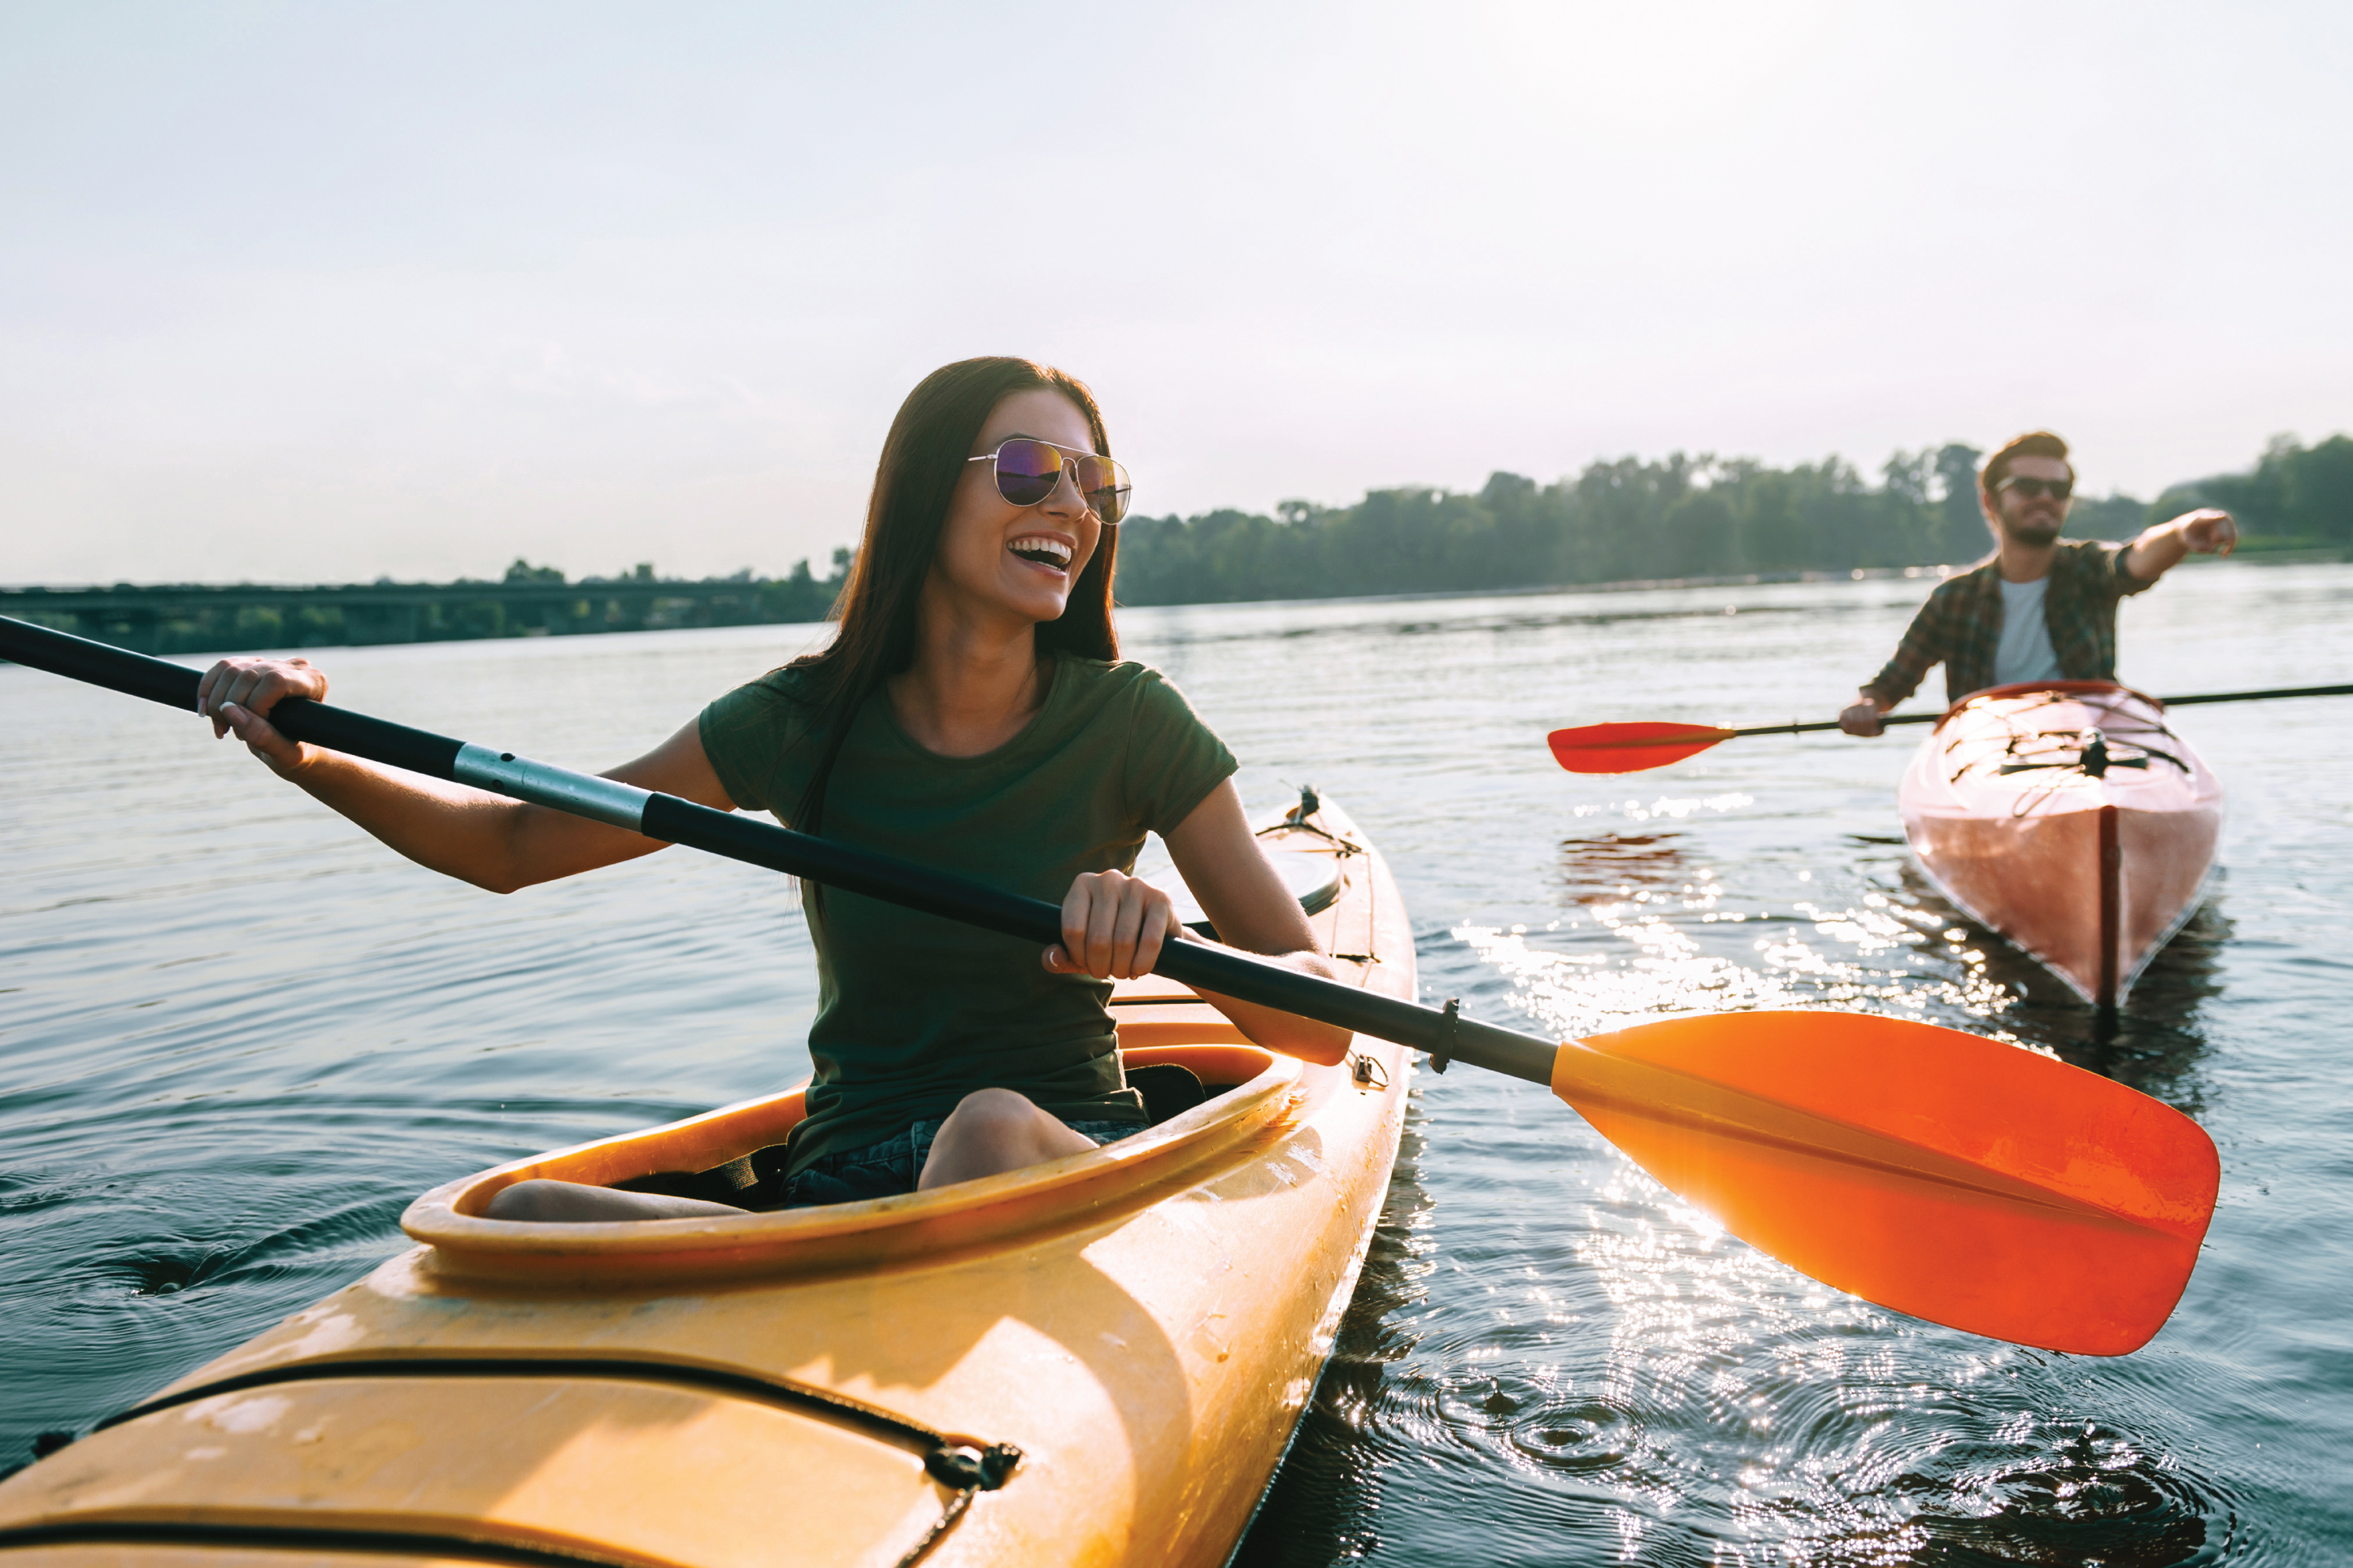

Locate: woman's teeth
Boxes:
[1009,537,1072,569]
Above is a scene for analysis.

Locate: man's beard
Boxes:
[2001,514,2063,549]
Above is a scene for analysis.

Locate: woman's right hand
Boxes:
[1046,867,1179,980]
[197,656,328,776]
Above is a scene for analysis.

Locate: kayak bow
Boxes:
[1899,680,2224,1009]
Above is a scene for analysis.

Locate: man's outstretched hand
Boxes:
[2170,508,2238,557]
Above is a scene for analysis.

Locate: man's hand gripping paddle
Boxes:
[2,615,2218,1354]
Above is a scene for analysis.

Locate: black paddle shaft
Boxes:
[0,615,1558,1084]
[1729,682,2353,739]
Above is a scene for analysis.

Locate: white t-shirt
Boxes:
[1994,576,2064,686]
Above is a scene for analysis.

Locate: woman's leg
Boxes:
[485,1179,748,1223]
[917,1088,1098,1190]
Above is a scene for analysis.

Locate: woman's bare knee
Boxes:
[921,1092,1097,1190]
[948,1087,1040,1133]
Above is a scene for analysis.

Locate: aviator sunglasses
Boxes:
[1997,475,2074,502]
[968,438,1133,526]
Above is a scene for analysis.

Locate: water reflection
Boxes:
[1894,865,2226,1112]
[1554,831,1711,908]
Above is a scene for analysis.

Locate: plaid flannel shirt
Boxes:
[1862,539,2155,709]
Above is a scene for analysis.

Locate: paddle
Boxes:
[1,614,2217,1356]
[1550,681,2353,775]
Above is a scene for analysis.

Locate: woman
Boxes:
[195,356,1349,1220]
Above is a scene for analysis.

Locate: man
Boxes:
[1841,431,2238,734]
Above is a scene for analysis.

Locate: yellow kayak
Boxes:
[0,795,1415,1568]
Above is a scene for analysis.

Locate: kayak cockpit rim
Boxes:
[399,1043,1310,1283]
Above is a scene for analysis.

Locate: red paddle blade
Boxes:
[1551,1011,2217,1355]
[1546,722,1736,774]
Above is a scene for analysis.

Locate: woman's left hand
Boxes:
[1046,869,1177,979]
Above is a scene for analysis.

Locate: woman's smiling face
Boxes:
[929,387,1105,631]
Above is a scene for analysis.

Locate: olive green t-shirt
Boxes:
[698,653,1238,1173]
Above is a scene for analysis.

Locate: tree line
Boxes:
[20,434,2342,662]
[1107,433,2351,606]
[2152,435,2353,549]
[249,430,2353,616]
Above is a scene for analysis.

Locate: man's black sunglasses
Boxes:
[1998,476,2073,502]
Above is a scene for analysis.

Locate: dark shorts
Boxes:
[781,1116,1142,1209]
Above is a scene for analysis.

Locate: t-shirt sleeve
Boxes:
[697,671,815,819]
[1121,668,1239,835]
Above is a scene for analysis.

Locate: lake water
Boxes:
[5,562,2350,1564]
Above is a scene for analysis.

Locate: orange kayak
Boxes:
[1898,681,2224,1008]
[0,796,1415,1568]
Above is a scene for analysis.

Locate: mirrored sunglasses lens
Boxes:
[992,439,1062,506]
[1075,456,1132,524]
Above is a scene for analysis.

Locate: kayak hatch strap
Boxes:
[83,1354,1021,1568]
[1997,757,2150,775]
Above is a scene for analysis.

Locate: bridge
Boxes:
[0,571,841,658]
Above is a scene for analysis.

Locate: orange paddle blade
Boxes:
[1551,1011,2216,1354]
[1546,722,1736,774]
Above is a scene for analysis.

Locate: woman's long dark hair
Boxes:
[789,357,1120,835]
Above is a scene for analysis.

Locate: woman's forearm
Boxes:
[280,747,660,893]
[1190,946,1358,1065]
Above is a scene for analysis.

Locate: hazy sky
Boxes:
[4,2,2348,585]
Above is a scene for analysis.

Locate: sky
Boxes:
[3,1,2348,586]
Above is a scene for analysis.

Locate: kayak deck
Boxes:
[0,798,1416,1568]
[1898,681,2223,1008]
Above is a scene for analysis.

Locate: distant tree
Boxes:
[1881,450,1933,509]
[503,558,566,584]
[2066,493,2148,539]
[2291,435,2353,541]
[1933,444,1987,562]
[1875,450,1940,563]
[1661,490,1736,576]
[1736,470,1807,570]
[1478,471,1537,509]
